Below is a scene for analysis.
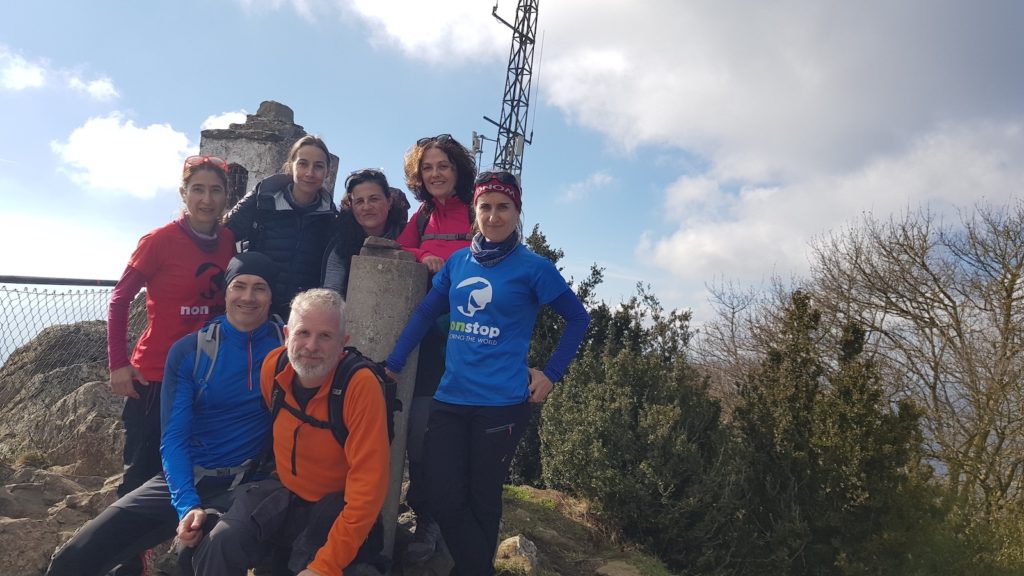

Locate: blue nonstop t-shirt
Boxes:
[433,245,570,406]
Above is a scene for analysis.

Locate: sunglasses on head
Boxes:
[474,170,520,190]
[183,155,229,175]
[345,168,388,192]
[416,134,453,147]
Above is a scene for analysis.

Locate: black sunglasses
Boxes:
[475,170,520,190]
[416,134,453,147]
[344,168,388,192]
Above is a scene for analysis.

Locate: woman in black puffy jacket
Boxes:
[225,135,338,320]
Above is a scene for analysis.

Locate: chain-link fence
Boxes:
[0,277,147,374]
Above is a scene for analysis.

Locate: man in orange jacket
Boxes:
[191,288,390,575]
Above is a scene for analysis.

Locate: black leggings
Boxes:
[118,380,162,497]
[424,400,530,576]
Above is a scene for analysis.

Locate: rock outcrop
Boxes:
[0,321,124,476]
[0,467,118,575]
[0,321,129,574]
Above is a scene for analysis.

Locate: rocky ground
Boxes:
[0,322,671,576]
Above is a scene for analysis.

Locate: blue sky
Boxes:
[2,1,1022,319]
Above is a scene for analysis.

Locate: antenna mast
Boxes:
[483,0,539,179]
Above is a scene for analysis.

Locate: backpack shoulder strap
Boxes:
[269,317,285,344]
[193,321,221,384]
[326,347,372,447]
[328,347,401,447]
[415,204,432,244]
[269,350,290,421]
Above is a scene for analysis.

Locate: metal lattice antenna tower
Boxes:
[483,0,539,179]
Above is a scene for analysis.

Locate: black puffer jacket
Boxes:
[225,174,337,319]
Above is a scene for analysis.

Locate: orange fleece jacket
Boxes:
[260,347,390,575]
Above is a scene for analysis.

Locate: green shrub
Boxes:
[541,344,743,573]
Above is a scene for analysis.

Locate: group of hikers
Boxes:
[46,133,590,576]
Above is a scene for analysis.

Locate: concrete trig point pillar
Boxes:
[345,237,428,564]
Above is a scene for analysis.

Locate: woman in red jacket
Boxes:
[107,156,235,500]
[396,134,477,563]
[397,134,476,271]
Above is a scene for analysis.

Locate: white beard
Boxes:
[291,356,331,381]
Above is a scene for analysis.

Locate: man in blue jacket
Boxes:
[47,252,283,576]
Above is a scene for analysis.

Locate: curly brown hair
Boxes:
[403,135,476,209]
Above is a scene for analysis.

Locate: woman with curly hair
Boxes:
[397,134,476,273]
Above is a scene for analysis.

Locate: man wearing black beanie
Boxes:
[224,251,279,291]
[47,252,284,576]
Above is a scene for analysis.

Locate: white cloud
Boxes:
[0,47,46,90]
[537,2,1024,179]
[201,110,248,130]
[68,76,119,101]
[644,121,1024,286]
[1,44,120,100]
[349,0,504,62]
[50,113,196,199]
[560,171,613,203]
[664,176,727,220]
[236,0,507,62]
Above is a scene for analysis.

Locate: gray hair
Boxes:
[289,288,346,335]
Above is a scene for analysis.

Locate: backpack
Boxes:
[269,346,401,447]
[414,202,474,244]
[193,318,285,384]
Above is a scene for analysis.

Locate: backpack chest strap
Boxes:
[421,232,472,241]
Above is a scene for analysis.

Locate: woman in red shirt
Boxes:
[397,134,477,270]
[106,156,235,498]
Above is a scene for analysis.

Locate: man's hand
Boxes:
[177,508,206,548]
[109,365,148,399]
[527,367,554,403]
[421,255,444,274]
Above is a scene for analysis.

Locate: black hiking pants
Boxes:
[119,379,163,497]
[46,474,237,576]
[424,400,530,576]
[192,478,385,575]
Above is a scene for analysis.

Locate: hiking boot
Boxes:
[404,517,442,564]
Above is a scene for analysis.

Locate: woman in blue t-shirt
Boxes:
[386,171,590,575]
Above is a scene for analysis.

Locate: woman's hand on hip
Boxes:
[109,365,147,399]
[527,367,553,403]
